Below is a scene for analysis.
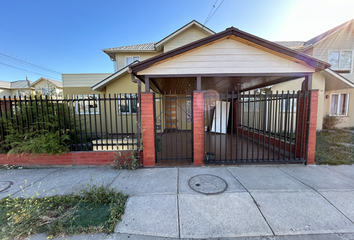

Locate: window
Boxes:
[118,94,137,114]
[126,56,140,66]
[328,51,353,73]
[330,93,349,116]
[76,95,99,114]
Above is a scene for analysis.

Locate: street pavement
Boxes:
[0,164,354,239]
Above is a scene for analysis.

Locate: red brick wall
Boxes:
[306,90,318,164]
[141,93,155,167]
[0,151,124,166]
[193,92,204,165]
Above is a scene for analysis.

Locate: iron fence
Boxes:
[0,94,140,152]
[204,90,309,164]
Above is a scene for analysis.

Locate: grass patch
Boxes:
[0,179,128,240]
[315,129,354,165]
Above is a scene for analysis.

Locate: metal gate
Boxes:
[204,90,310,164]
[154,92,193,165]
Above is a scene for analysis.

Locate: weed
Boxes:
[113,151,140,170]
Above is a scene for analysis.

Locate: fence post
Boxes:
[141,92,155,166]
[193,91,205,165]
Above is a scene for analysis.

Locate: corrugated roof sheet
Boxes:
[46,79,63,87]
[274,41,305,49]
[104,42,156,51]
[0,81,11,89]
[0,80,33,89]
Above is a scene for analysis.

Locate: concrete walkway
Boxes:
[1,165,354,239]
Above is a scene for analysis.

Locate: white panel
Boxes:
[211,101,230,134]
[62,73,112,87]
[138,39,315,75]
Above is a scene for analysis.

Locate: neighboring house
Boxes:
[274,19,354,128]
[0,77,33,98]
[30,77,63,97]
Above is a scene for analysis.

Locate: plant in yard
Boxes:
[322,114,342,129]
[0,179,128,240]
[113,150,140,170]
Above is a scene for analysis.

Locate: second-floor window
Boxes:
[126,56,140,66]
[328,51,353,73]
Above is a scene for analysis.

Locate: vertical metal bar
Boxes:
[34,95,39,133]
[8,97,14,135]
[50,95,55,133]
[180,91,183,160]
[66,96,73,151]
[61,95,66,136]
[160,92,163,161]
[55,96,61,136]
[240,91,244,161]
[299,91,306,160]
[214,91,217,162]
[252,91,255,161]
[94,95,98,151]
[119,94,124,149]
[39,95,44,132]
[268,91,272,160]
[246,91,250,161]
[114,94,118,151]
[273,91,278,161]
[289,91,295,160]
[0,98,4,141]
[236,91,239,162]
[19,96,24,134]
[72,96,78,151]
[294,91,300,160]
[109,94,113,150]
[77,95,83,150]
[225,91,228,161]
[124,94,129,150]
[169,90,173,162]
[257,93,261,161]
[3,97,8,139]
[82,96,88,151]
[284,91,290,159]
[45,95,50,132]
[130,93,134,150]
[278,91,284,161]
[13,97,19,133]
[98,94,103,150]
[219,91,223,161]
[231,91,234,161]
[103,94,108,150]
[88,95,93,151]
[263,91,267,160]
[29,96,34,132]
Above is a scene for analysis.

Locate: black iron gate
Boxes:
[204,90,310,164]
[154,91,193,165]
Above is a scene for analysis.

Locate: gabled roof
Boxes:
[303,19,353,48]
[0,80,33,89]
[91,61,139,91]
[130,26,331,74]
[154,20,215,51]
[102,20,215,60]
[30,77,63,88]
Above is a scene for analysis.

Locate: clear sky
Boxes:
[0,0,353,82]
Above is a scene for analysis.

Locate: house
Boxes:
[0,77,33,98]
[61,20,353,167]
[273,19,354,128]
[30,77,63,97]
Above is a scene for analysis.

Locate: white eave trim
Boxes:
[324,68,354,88]
[91,61,139,91]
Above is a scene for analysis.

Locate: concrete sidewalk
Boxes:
[1,165,354,239]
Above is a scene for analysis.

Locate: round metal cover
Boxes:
[0,181,11,192]
[188,174,228,195]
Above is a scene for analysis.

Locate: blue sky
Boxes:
[0,0,353,82]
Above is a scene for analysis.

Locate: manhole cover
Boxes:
[0,181,12,192]
[188,174,228,195]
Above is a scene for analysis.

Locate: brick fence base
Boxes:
[0,151,136,166]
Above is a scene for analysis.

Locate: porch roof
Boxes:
[129,27,331,74]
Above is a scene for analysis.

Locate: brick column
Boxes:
[193,91,205,165]
[141,93,155,167]
[296,90,318,164]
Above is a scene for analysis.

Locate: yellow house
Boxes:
[272,19,354,129]
[30,77,63,97]
[0,78,33,98]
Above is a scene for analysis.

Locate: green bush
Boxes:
[322,114,341,129]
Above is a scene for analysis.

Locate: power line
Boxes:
[204,0,225,26]
[204,0,219,26]
[0,52,61,75]
[0,62,60,80]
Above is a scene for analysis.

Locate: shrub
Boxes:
[322,114,341,129]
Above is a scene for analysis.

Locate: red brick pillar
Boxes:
[141,93,155,167]
[193,91,205,165]
[296,90,318,164]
